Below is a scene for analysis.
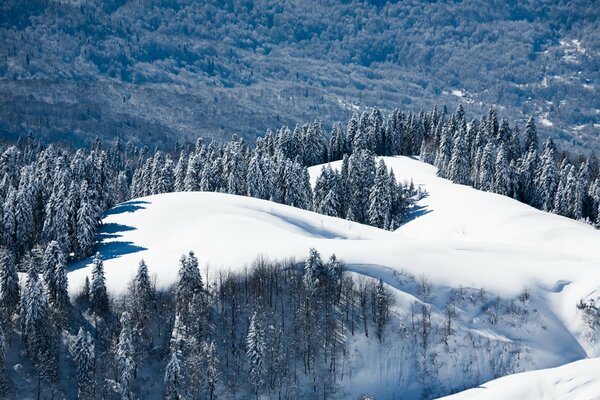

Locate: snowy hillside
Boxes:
[440,358,600,400]
[68,155,600,398]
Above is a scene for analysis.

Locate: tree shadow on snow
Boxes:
[103,200,150,217]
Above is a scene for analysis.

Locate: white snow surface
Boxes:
[439,357,600,400]
[68,156,600,398]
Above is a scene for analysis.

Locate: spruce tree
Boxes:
[246,310,266,400]
[164,352,183,400]
[524,117,538,153]
[0,248,19,324]
[116,311,136,400]
[537,139,559,211]
[131,259,154,332]
[90,252,109,318]
[374,278,389,342]
[493,145,511,196]
[368,160,392,229]
[72,327,95,400]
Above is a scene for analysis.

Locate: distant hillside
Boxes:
[0,0,598,150]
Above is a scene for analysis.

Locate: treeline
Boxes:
[0,245,395,399]
[0,104,598,271]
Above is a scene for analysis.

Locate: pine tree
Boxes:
[0,324,9,397]
[116,311,136,400]
[374,278,389,342]
[246,310,266,400]
[368,160,392,229]
[76,181,100,258]
[164,352,183,400]
[21,258,58,394]
[72,327,95,400]
[174,150,188,192]
[524,117,538,153]
[175,252,204,336]
[42,241,69,327]
[247,154,267,200]
[347,149,375,224]
[537,139,559,211]
[131,259,154,332]
[448,130,470,185]
[328,123,347,161]
[493,145,511,196]
[184,153,203,192]
[0,248,19,324]
[90,252,109,318]
[478,143,496,192]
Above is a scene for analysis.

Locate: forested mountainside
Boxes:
[0,0,598,150]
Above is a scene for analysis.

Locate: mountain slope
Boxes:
[68,156,600,398]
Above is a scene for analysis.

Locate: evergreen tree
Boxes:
[374,278,389,342]
[164,352,183,400]
[116,311,136,400]
[493,145,511,196]
[347,150,375,224]
[42,241,69,327]
[524,117,538,153]
[247,154,267,200]
[90,252,109,318]
[448,130,470,185]
[72,327,95,400]
[246,310,266,400]
[76,181,100,258]
[478,143,496,192]
[174,150,188,192]
[368,160,392,229]
[0,248,19,324]
[329,123,347,162]
[131,259,154,332]
[0,324,8,397]
[537,139,559,211]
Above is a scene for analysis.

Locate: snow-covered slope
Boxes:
[68,156,600,398]
[439,358,600,400]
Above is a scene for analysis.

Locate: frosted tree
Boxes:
[247,154,267,200]
[175,251,205,338]
[303,248,325,297]
[116,311,136,400]
[448,130,470,185]
[174,150,188,192]
[523,117,538,153]
[130,259,154,332]
[493,145,511,196]
[517,149,539,204]
[90,252,109,318]
[347,149,376,224]
[76,181,100,258]
[164,352,183,400]
[537,139,559,211]
[0,248,19,324]
[302,121,328,166]
[328,123,348,161]
[374,278,390,342]
[368,160,392,229]
[72,327,95,400]
[319,189,341,218]
[0,324,8,396]
[21,259,58,394]
[184,153,203,192]
[246,310,266,400]
[434,124,452,178]
[478,143,496,192]
[42,241,69,327]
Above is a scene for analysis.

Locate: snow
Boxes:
[68,156,600,398]
[439,358,600,400]
[451,89,464,97]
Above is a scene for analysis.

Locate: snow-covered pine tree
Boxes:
[175,252,204,336]
[246,310,266,400]
[537,139,559,211]
[76,180,100,258]
[329,123,348,162]
[184,153,203,192]
[448,128,470,185]
[42,241,69,327]
[0,324,8,396]
[493,144,511,196]
[116,311,136,400]
[368,160,392,229]
[478,142,497,192]
[21,258,58,393]
[90,252,110,318]
[523,116,538,153]
[164,352,183,400]
[0,248,19,324]
[347,149,376,224]
[72,327,95,400]
[174,149,188,192]
[374,278,389,342]
[247,154,267,200]
[130,259,154,332]
[434,123,452,178]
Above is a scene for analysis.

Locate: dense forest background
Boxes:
[0,0,598,151]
